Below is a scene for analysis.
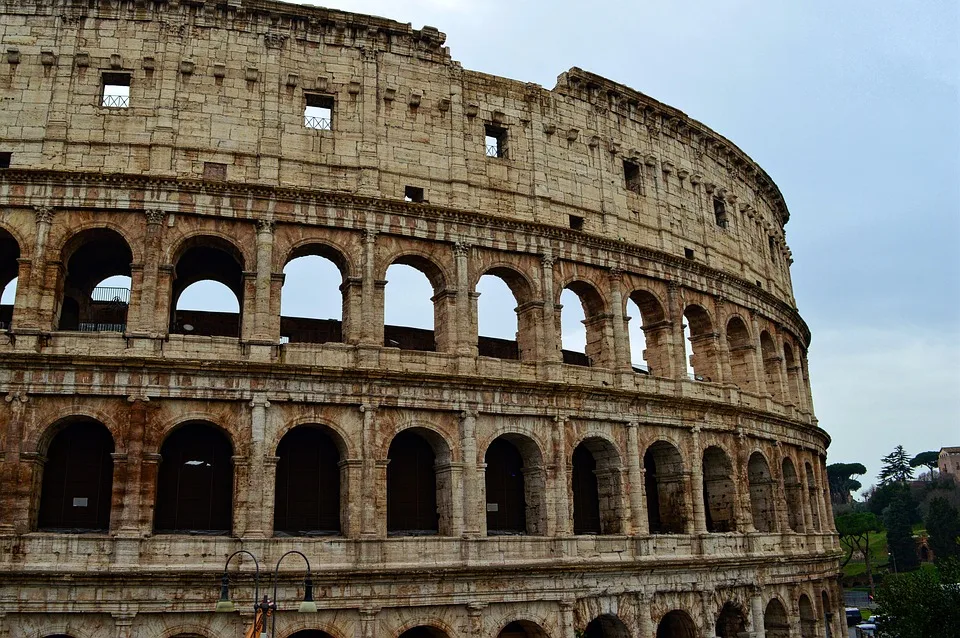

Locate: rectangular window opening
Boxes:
[713,197,728,228]
[623,160,641,193]
[0,152,10,168]
[404,185,425,203]
[101,72,130,108]
[203,162,227,181]
[684,247,695,260]
[756,280,763,288]
[304,93,334,130]
[484,124,507,158]
[569,215,584,231]
[768,236,777,262]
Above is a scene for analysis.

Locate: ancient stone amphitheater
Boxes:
[0,1,842,637]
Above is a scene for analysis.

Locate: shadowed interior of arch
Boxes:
[584,614,630,638]
[572,438,623,535]
[656,610,698,638]
[714,603,748,638]
[497,621,549,638]
[387,430,440,535]
[559,286,590,366]
[287,631,336,638]
[702,446,737,533]
[397,627,448,638]
[764,599,790,638]
[274,425,342,536]
[747,452,777,533]
[644,441,688,534]
[280,251,345,344]
[0,228,19,328]
[56,228,132,332]
[170,238,244,338]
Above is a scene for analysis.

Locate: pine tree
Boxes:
[879,445,914,485]
[885,493,920,572]
[926,497,960,561]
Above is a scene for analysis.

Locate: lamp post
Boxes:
[215,549,317,637]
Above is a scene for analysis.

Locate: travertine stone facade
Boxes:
[0,1,842,637]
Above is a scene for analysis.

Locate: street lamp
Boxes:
[215,549,317,637]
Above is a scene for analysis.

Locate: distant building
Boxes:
[939,447,960,480]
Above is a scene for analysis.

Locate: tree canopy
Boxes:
[910,450,940,479]
[874,558,960,638]
[885,493,921,572]
[879,445,915,485]
[836,511,884,592]
[926,497,960,561]
[826,462,867,504]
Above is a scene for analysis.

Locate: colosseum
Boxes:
[0,1,842,637]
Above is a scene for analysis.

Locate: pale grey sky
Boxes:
[5,0,954,493]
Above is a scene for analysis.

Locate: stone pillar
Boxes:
[18,206,55,331]
[750,590,766,638]
[460,410,482,537]
[155,264,174,334]
[715,300,733,385]
[116,396,150,537]
[453,242,476,356]
[552,415,570,536]
[772,446,790,534]
[636,594,654,638]
[341,458,362,538]
[251,220,276,343]
[735,431,756,533]
[690,426,707,534]
[750,314,769,396]
[816,458,834,531]
[263,455,279,538]
[139,453,162,532]
[113,613,136,638]
[667,282,689,378]
[625,421,647,534]
[800,459,815,533]
[359,606,380,638]
[540,255,561,365]
[245,395,270,538]
[131,209,165,335]
[360,230,382,346]
[558,600,576,638]
[0,392,28,532]
[607,268,631,371]
[341,276,364,345]
[231,455,250,536]
[467,603,487,638]
[360,404,378,536]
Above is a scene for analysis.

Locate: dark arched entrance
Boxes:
[275,426,341,536]
[485,437,526,534]
[387,430,439,534]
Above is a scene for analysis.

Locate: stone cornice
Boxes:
[0,169,811,345]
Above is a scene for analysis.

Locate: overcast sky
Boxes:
[6,0,955,493]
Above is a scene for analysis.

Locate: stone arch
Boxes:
[683,304,719,381]
[627,288,669,376]
[643,440,688,534]
[655,610,698,638]
[493,620,550,638]
[0,225,21,329]
[383,252,450,352]
[725,315,756,392]
[274,423,345,536]
[702,445,737,533]
[748,451,777,532]
[783,341,801,405]
[158,626,222,638]
[154,420,234,534]
[804,461,822,531]
[271,416,353,460]
[763,598,789,638]
[475,264,536,360]
[571,435,624,535]
[484,432,547,535]
[782,456,804,532]
[279,623,350,638]
[559,278,610,367]
[386,426,456,535]
[714,601,748,638]
[583,614,630,638]
[280,241,352,344]
[168,233,246,337]
[760,330,783,401]
[55,227,133,332]
[282,238,353,279]
[798,594,816,638]
[820,589,832,630]
[36,417,115,532]
[28,406,124,456]
[395,622,455,638]
[284,632,337,638]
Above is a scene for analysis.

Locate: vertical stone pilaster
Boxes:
[453,242,476,356]
[251,220,276,343]
[341,458,363,538]
[112,613,136,638]
[139,453,162,533]
[558,600,576,638]
[19,206,55,331]
[0,392,28,532]
[667,281,688,379]
[359,606,380,638]
[625,421,647,535]
[244,395,271,538]
[116,396,150,537]
[552,415,570,536]
[460,410,481,537]
[360,230,381,346]
[360,404,378,536]
[539,254,561,365]
[607,268,630,370]
[635,594,654,638]
[130,209,165,335]
[750,314,768,396]
[231,455,250,536]
[750,590,765,638]
[466,603,487,638]
[690,426,707,534]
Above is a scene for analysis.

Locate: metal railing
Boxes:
[78,322,126,333]
[485,144,500,157]
[91,286,130,304]
[688,373,707,382]
[101,94,130,108]
[304,115,331,130]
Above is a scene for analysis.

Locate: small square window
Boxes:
[485,124,507,158]
[0,152,10,168]
[623,160,641,193]
[203,162,227,181]
[304,94,334,130]
[713,197,728,228]
[684,248,695,260]
[768,236,777,262]
[569,215,584,231]
[404,185,425,203]
[101,72,130,108]
[756,280,763,288]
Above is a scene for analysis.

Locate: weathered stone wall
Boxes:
[0,1,842,638]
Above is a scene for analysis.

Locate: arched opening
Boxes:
[280,247,347,344]
[783,342,801,405]
[56,228,132,332]
[764,599,789,638]
[497,620,549,638]
[274,425,342,536]
[748,452,777,532]
[643,441,688,534]
[0,228,20,329]
[477,268,532,360]
[288,632,336,638]
[485,434,545,535]
[38,419,114,532]
[170,237,244,337]
[760,331,783,401]
[805,461,822,531]
[782,457,804,532]
[821,590,832,635]
[384,258,443,352]
[683,304,718,381]
[572,437,623,535]
[583,614,630,638]
[656,610,698,638]
[799,594,817,638]
[560,281,608,367]
[702,446,736,533]
[628,289,668,376]
[154,422,233,534]
[714,602,748,638]
[387,429,440,535]
[725,316,756,392]
[397,627,448,638]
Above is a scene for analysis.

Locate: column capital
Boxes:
[452,241,471,258]
[144,209,166,225]
[256,219,275,234]
[541,254,555,268]
[33,205,55,225]
[363,229,378,244]
[608,266,623,282]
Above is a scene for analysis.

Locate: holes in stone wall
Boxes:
[304,93,334,130]
[0,228,20,329]
[568,215,584,231]
[384,261,437,351]
[484,123,508,158]
[572,437,622,535]
[702,446,736,533]
[476,272,520,360]
[655,610,698,638]
[782,457,805,532]
[623,159,642,194]
[0,151,10,168]
[763,599,790,638]
[560,281,606,367]
[404,185,425,203]
[713,197,728,228]
[101,72,130,108]
[715,603,749,638]
[683,304,717,382]
[726,316,756,393]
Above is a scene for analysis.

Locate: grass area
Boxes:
[841,523,927,580]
